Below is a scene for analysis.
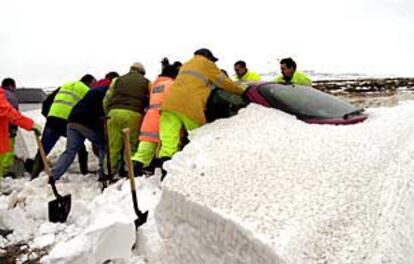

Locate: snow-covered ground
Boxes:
[1,100,414,263]
[259,71,401,82]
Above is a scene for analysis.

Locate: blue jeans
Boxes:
[52,123,104,181]
[41,117,68,155]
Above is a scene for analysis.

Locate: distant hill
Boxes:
[15,88,47,103]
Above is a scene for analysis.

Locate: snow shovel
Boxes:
[122,128,148,230]
[34,133,71,223]
[99,116,112,190]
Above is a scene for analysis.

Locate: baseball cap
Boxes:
[194,48,218,62]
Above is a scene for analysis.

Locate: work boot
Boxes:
[30,153,44,180]
[24,158,34,173]
[142,159,157,176]
[3,171,16,178]
[117,157,128,177]
[78,149,89,175]
[98,169,108,190]
[118,165,127,178]
[133,161,144,177]
[159,157,171,182]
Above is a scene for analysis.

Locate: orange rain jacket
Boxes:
[139,76,174,142]
[0,88,33,154]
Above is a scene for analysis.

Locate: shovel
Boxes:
[122,128,148,230]
[99,116,112,190]
[34,133,71,223]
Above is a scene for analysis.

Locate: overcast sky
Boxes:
[1,0,413,87]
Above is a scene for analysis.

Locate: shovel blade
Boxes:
[134,211,149,230]
[48,194,72,223]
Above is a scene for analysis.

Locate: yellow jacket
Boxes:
[236,70,261,81]
[275,71,312,86]
[162,55,244,125]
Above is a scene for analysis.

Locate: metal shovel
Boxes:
[34,133,71,223]
[122,128,148,230]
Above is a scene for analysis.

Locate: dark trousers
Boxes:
[52,123,104,181]
[31,117,88,179]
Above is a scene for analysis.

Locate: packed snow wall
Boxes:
[153,103,414,264]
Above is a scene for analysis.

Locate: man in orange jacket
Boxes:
[0,86,41,189]
[131,58,181,176]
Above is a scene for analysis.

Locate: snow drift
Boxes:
[1,102,414,263]
[154,103,414,263]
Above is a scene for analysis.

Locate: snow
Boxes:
[0,101,414,263]
[155,102,414,263]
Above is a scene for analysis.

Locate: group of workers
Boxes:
[0,48,312,189]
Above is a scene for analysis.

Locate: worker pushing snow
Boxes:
[103,63,150,179]
[131,58,181,177]
[158,48,246,180]
[49,86,109,183]
[0,82,41,190]
[29,75,95,180]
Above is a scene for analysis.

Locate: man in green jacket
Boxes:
[103,62,149,177]
[30,75,95,179]
[234,60,261,81]
[275,57,312,86]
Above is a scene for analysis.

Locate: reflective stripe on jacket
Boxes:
[139,76,174,142]
[48,81,90,120]
[161,55,244,125]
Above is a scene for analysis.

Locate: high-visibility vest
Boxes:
[48,81,90,120]
[236,70,261,81]
[139,76,174,142]
[275,71,312,86]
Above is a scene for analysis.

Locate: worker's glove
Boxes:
[32,123,42,136]
[239,82,249,91]
[241,86,251,104]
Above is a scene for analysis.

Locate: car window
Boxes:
[259,84,359,118]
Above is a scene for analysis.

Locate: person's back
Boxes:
[132,58,181,175]
[104,68,149,114]
[69,86,108,132]
[275,57,312,86]
[91,71,119,89]
[52,86,109,183]
[159,48,244,180]
[162,52,243,125]
[103,63,150,177]
[48,77,93,120]
[29,74,95,179]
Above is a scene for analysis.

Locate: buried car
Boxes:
[206,82,367,125]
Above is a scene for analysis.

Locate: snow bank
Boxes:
[3,102,414,263]
[1,109,162,263]
[0,172,161,263]
[154,102,414,264]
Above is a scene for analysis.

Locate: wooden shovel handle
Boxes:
[34,133,52,179]
[122,128,136,192]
